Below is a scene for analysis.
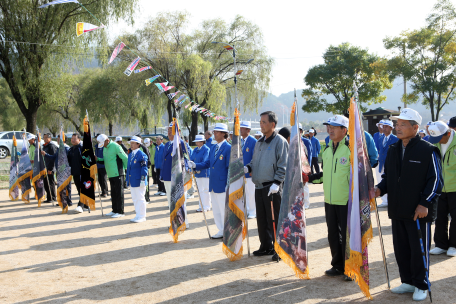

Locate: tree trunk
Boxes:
[25,109,38,134]
[190,111,199,142]
[108,121,113,136]
[202,115,208,132]
[167,100,173,123]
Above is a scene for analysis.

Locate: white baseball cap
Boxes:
[26,134,36,140]
[168,122,174,128]
[381,120,394,129]
[144,138,151,147]
[130,136,141,144]
[115,136,122,142]
[97,134,108,148]
[323,117,333,126]
[193,134,205,142]
[376,120,384,128]
[428,121,450,144]
[240,121,251,129]
[419,129,426,134]
[391,108,422,125]
[309,129,315,133]
[213,123,229,133]
[327,115,349,128]
[255,131,263,136]
[229,131,233,135]
[299,123,303,129]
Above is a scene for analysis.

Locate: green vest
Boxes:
[322,136,351,205]
[434,131,456,193]
[149,145,156,165]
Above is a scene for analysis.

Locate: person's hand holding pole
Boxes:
[414,205,428,221]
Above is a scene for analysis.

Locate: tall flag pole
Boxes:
[222,108,249,261]
[9,132,20,201]
[275,89,311,278]
[80,112,97,211]
[17,131,33,203]
[345,83,374,299]
[169,118,192,242]
[32,129,46,206]
[56,127,73,213]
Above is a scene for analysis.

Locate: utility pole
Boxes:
[403,43,407,109]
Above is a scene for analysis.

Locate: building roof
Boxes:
[363,107,400,116]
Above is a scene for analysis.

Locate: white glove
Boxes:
[153,167,156,172]
[267,183,280,196]
[244,166,249,174]
[188,161,196,169]
[140,181,146,187]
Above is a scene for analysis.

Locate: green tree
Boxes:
[301,43,392,115]
[384,0,456,121]
[0,0,137,132]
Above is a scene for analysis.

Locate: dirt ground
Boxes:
[0,182,455,304]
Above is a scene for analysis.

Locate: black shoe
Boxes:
[343,275,353,281]
[325,267,343,276]
[253,247,274,256]
[68,203,73,207]
[272,252,281,262]
[101,194,107,197]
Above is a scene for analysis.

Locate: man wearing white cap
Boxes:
[27,134,36,165]
[376,108,443,301]
[190,135,211,212]
[188,123,231,239]
[126,136,149,223]
[373,120,384,151]
[254,131,263,140]
[246,111,288,261]
[160,122,190,226]
[95,134,128,218]
[321,114,353,280]
[376,120,398,208]
[308,128,321,174]
[240,121,257,218]
[427,121,456,257]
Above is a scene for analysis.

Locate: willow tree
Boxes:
[0,0,137,132]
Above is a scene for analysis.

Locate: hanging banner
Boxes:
[32,133,46,206]
[9,134,20,201]
[124,57,141,76]
[155,82,174,94]
[17,134,33,203]
[134,66,152,73]
[108,42,125,64]
[56,130,72,213]
[145,75,160,86]
[76,22,104,37]
[39,0,79,8]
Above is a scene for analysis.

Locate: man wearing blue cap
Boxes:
[427,121,456,257]
[240,121,257,218]
[127,136,149,223]
[376,120,398,208]
[188,123,231,239]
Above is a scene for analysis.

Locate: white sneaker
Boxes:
[153,192,161,196]
[391,283,415,294]
[105,211,115,216]
[377,202,388,208]
[430,247,447,255]
[186,194,194,199]
[131,218,146,223]
[248,214,256,219]
[74,206,83,213]
[412,288,428,301]
[212,231,223,239]
[112,213,125,218]
[130,217,138,222]
[196,208,203,212]
[160,192,166,196]
[447,247,456,257]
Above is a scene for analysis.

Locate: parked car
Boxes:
[0,131,43,159]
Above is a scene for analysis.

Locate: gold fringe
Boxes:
[62,205,68,214]
[169,194,187,243]
[83,117,88,133]
[234,108,240,136]
[222,243,243,261]
[16,170,32,185]
[275,242,310,279]
[228,187,246,238]
[370,198,377,211]
[184,178,192,192]
[290,102,296,126]
[22,189,31,204]
[345,250,373,300]
[32,169,46,205]
[57,175,72,212]
[80,193,96,211]
[16,171,33,203]
[90,164,97,181]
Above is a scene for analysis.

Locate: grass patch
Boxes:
[0,175,8,181]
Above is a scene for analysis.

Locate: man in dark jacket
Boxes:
[42,133,57,202]
[376,108,443,301]
[67,133,85,211]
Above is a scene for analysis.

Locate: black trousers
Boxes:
[97,167,109,195]
[434,192,456,250]
[311,157,320,174]
[325,203,348,272]
[109,175,125,214]
[145,173,150,202]
[151,165,158,184]
[255,185,282,251]
[392,219,429,291]
[156,168,166,193]
[44,172,56,201]
[73,176,88,208]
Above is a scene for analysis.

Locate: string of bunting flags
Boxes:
[38,0,233,122]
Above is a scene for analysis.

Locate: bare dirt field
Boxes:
[0,183,455,303]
